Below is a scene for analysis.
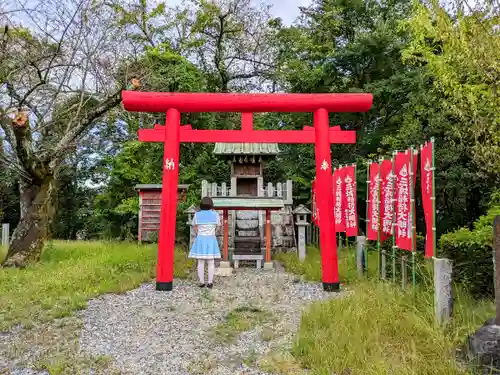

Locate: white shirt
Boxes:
[193,211,221,236]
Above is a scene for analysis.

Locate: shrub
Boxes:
[439,206,499,298]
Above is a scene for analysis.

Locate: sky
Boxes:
[260,0,312,24]
[167,0,312,25]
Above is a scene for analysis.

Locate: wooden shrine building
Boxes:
[196,142,296,268]
[135,184,190,242]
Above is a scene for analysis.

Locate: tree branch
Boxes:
[44,86,128,163]
[4,82,43,120]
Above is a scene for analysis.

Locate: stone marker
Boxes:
[1,223,9,247]
[292,205,311,262]
[185,205,198,249]
[380,250,387,280]
[434,257,453,325]
[356,236,366,278]
[401,256,408,289]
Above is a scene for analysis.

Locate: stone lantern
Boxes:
[292,204,311,261]
[185,205,198,249]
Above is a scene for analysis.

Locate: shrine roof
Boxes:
[213,143,279,156]
[212,197,284,210]
[134,184,190,190]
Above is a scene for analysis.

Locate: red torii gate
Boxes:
[122,91,373,292]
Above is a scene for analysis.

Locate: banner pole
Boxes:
[431,137,437,258]
[391,152,397,283]
[333,166,340,259]
[410,147,416,289]
[366,161,371,239]
[377,157,383,280]
[337,165,342,255]
[345,164,351,281]
[366,160,371,276]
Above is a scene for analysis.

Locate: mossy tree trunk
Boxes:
[3,178,55,267]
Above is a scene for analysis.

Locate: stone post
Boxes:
[276,182,283,197]
[401,256,408,289]
[201,180,208,198]
[258,177,264,244]
[221,182,227,196]
[267,182,274,197]
[185,205,198,250]
[380,250,387,280]
[356,235,366,278]
[230,177,237,196]
[211,182,218,197]
[434,258,453,325]
[285,180,293,205]
[293,205,311,262]
[2,223,9,247]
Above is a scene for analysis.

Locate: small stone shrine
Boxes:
[195,143,296,266]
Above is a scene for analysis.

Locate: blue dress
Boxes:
[188,210,222,259]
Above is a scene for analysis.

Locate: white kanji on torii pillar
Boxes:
[164,158,176,171]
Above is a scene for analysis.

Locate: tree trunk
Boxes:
[2,176,55,267]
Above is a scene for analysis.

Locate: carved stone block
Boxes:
[236,219,259,230]
[236,211,259,220]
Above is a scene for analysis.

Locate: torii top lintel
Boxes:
[122,91,373,113]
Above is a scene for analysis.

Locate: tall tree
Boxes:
[0,0,139,266]
[403,0,500,174]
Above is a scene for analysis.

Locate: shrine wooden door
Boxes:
[237,178,258,196]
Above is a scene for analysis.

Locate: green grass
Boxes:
[0,240,193,331]
[211,305,274,344]
[275,244,379,284]
[0,244,7,264]
[276,246,494,375]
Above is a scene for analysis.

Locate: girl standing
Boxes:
[188,196,221,288]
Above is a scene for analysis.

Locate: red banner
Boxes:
[311,179,318,226]
[412,150,418,249]
[421,142,435,257]
[379,159,394,243]
[367,162,380,240]
[343,165,358,237]
[333,168,345,232]
[394,151,412,251]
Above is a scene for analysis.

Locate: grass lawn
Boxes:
[275,246,493,375]
[0,240,193,331]
[0,244,7,264]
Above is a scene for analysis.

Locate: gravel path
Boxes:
[1,266,348,375]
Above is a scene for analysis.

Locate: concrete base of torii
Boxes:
[215,261,234,276]
[263,261,274,270]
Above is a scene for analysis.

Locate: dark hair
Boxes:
[200,196,214,211]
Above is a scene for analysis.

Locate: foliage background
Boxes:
[1,0,498,294]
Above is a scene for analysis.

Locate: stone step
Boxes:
[234,236,261,244]
[236,229,259,237]
[233,249,263,255]
[234,244,261,251]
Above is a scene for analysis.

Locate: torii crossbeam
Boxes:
[122,91,373,292]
